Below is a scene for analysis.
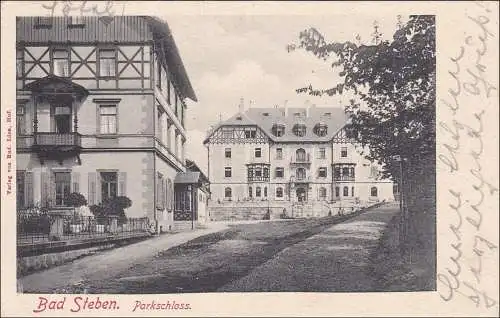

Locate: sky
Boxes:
[164,14,402,174]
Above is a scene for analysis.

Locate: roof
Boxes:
[142,16,197,102]
[24,75,89,97]
[174,171,201,184]
[205,106,349,143]
[185,159,209,183]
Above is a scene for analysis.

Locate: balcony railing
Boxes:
[334,175,356,181]
[290,154,311,164]
[34,132,81,147]
[248,175,270,182]
[291,176,312,183]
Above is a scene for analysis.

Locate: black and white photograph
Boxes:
[1,1,498,317]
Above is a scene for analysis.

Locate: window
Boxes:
[335,187,340,197]
[318,167,327,178]
[370,166,379,179]
[101,172,118,201]
[296,148,306,162]
[16,104,26,135]
[256,187,261,197]
[225,187,232,199]
[314,123,328,137]
[167,79,171,105]
[99,49,116,77]
[343,186,349,197]
[156,62,162,89]
[225,148,231,158]
[248,186,253,198]
[292,124,307,137]
[334,167,341,179]
[276,148,283,160]
[52,49,69,77]
[255,148,262,158]
[175,190,191,211]
[54,172,71,206]
[245,128,257,138]
[319,148,326,159]
[276,187,283,198]
[69,16,85,26]
[371,187,378,197]
[16,49,23,77]
[352,187,355,197]
[272,124,285,137]
[342,167,350,178]
[341,147,348,157]
[17,171,25,208]
[35,17,52,28]
[99,105,117,134]
[296,168,306,180]
[275,167,284,178]
[255,167,262,177]
[224,167,232,178]
[222,129,233,139]
[264,187,267,197]
[263,167,269,178]
[319,187,327,200]
[350,167,355,179]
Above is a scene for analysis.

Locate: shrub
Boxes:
[66,192,87,207]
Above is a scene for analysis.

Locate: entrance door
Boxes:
[296,187,307,202]
[52,105,72,133]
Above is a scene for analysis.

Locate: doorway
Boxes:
[52,105,72,133]
[296,186,307,202]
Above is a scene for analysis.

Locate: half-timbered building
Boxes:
[16,16,201,232]
[204,104,395,219]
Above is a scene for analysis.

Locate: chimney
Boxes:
[238,97,244,113]
[284,100,288,117]
[249,100,254,109]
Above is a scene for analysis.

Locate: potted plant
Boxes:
[66,192,88,233]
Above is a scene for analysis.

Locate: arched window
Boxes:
[296,148,306,161]
[256,186,261,197]
[371,186,378,197]
[335,186,340,197]
[319,187,327,200]
[272,124,286,137]
[296,168,306,180]
[264,187,267,197]
[343,186,349,196]
[276,187,283,198]
[292,124,307,137]
[314,123,328,137]
[248,186,253,198]
[225,187,232,198]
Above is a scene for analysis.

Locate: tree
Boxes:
[292,15,435,178]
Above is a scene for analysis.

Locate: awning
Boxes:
[174,171,201,184]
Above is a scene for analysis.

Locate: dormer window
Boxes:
[272,123,285,137]
[262,112,269,117]
[293,124,307,137]
[236,116,242,120]
[314,123,328,137]
[323,112,332,118]
[293,112,302,118]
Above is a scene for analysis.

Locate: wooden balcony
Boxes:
[32,132,82,165]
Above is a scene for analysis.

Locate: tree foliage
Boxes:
[293,15,435,178]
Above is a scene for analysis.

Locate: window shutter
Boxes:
[96,172,102,203]
[155,175,161,208]
[72,172,80,193]
[118,172,127,196]
[25,171,34,206]
[48,171,56,208]
[162,178,166,209]
[88,172,96,205]
[167,178,173,212]
[317,187,320,200]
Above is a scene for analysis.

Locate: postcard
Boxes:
[1,1,498,317]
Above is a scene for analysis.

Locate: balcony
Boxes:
[32,132,82,165]
[334,175,355,182]
[291,176,312,183]
[290,154,311,165]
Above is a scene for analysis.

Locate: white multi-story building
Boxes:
[204,104,395,219]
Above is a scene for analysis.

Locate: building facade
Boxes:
[204,105,395,219]
[16,16,202,232]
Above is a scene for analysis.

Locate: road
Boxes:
[21,203,399,293]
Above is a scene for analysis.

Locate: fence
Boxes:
[17,209,151,245]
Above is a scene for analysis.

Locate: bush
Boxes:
[66,192,87,207]
[93,196,133,225]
